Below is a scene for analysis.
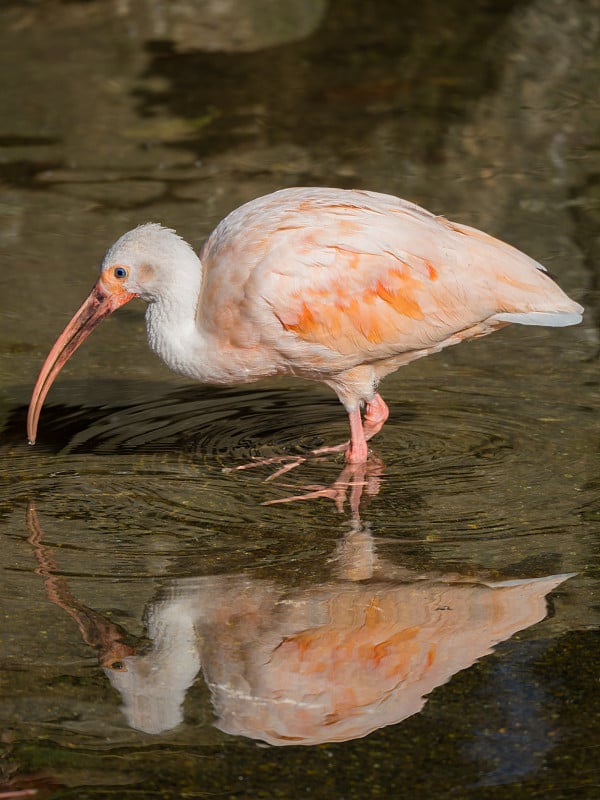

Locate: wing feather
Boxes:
[199,188,581,368]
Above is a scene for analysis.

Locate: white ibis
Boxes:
[27,187,583,462]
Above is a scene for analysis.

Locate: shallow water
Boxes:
[1,0,600,798]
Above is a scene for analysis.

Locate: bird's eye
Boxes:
[113,266,128,280]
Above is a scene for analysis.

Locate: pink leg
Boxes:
[345,407,368,463]
[363,393,389,441]
[312,393,388,463]
[229,393,388,472]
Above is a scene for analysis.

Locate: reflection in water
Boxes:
[199,573,568,746]
[124,0,328,53]
[26,506,145,669]
[26,504,571,745]
[242,456,386,514]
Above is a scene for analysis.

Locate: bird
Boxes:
[27,187,583,462]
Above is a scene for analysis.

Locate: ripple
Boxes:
[2,370,589,559]
[4,373,571,472]
[9,383,345,459]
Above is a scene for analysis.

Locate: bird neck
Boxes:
[144,252,205,379]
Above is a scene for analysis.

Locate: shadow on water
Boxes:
[4,382,409,458]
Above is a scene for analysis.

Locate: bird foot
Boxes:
[222,453,313,480]
[222,440,355,480]
[263,458,385,513]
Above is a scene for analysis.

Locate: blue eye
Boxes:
[114,266,128,279]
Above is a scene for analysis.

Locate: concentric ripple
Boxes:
[4,376,543,466]
[2,365,590,561]
[18,383,349,459]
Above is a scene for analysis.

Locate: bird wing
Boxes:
[268,243,462,358]
[199,188,579,365]
[246,191,506,361]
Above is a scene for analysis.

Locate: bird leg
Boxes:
[310,392,389,463]
[345,392,390,462]
[362,392,389,441]
[345,407,369,463]
[225,393,390,473]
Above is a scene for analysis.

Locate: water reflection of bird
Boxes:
[25,503,573,743]
[27,187,583,460]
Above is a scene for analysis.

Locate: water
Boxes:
[1,0,599,798]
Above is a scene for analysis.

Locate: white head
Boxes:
[100,223,201,303]
[27,223,202,444]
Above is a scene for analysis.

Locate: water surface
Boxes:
[1,1,599,798]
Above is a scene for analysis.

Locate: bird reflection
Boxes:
[26,504,571,744]
[26,504,144,669]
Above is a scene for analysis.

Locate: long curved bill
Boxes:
[27,281,136,445]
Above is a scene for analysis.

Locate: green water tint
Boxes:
[1,0,599,797]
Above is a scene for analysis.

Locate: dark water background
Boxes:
[1,1,599,798]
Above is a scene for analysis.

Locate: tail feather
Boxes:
[493,309,583,327]
[444,218,583,328]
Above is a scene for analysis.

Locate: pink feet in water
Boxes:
[264,457,385,514]
[224,393,389,510]
[344,393,389,463]
[312,392,390,463]
[225,393,389,472]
